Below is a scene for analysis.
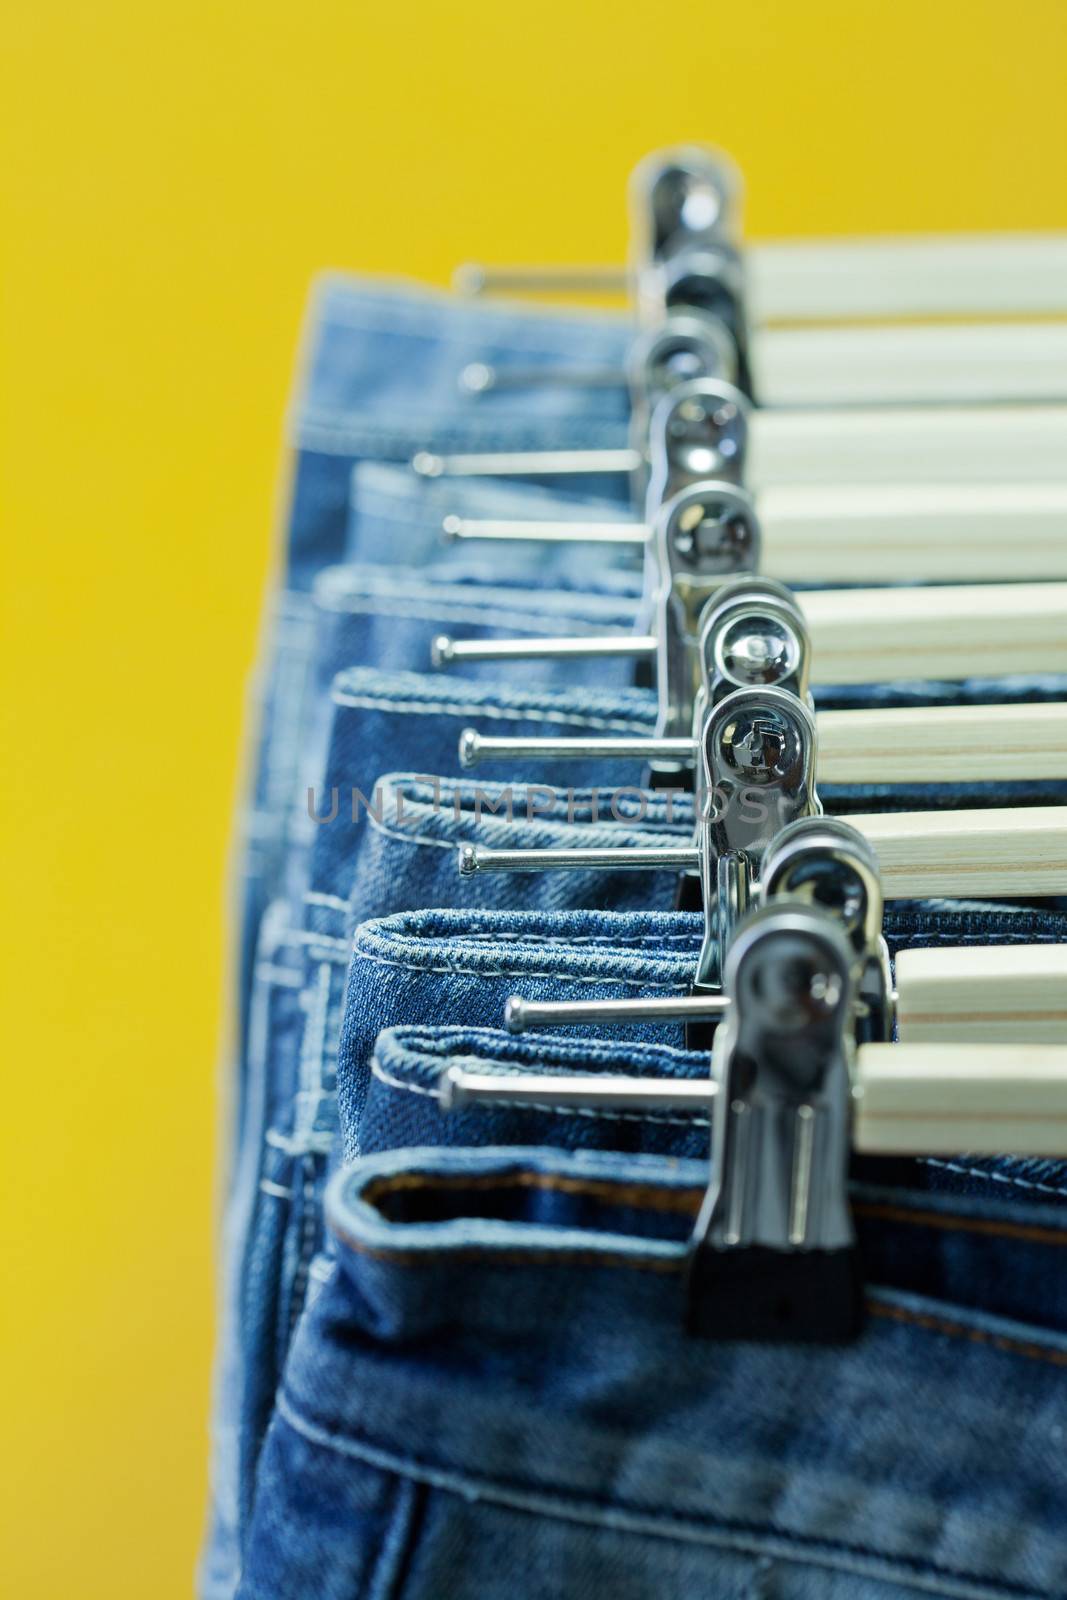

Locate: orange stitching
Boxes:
[853,1200,1067,1247]
[868,1300,1067,1368]
[361,1169,704,1216]
[330,1230,684,1275]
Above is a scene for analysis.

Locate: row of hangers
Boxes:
[396,146,1067,1339]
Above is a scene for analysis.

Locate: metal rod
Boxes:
[458,730,693,767]
[441,1064,715,1114]
[432,633,657,667]
[505,993,729,1032]
[451,264,630,297]
[412,447,642,479]
[459,361,627,395]
[442,515,646,546]
[458,843,701,876]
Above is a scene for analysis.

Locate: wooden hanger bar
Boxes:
[457,702,1067,785]
[461,808,1067,898]
[415,406,1067,487]
[436,583,1067,684]
[895,946,1067,1047]
[456,236,1067,323]
[854,1043,1067,1155]
[500,946,1066,1048]
[760,483,1067,582]
[853,805,1067,898]
[800,582,1067,684]
[748,235,1067,324]
[815,702,1067,784]
[444,1039,1067,1157]
[748,404,1067,486]
[443,484,1067,582]
[753,323,1067,406]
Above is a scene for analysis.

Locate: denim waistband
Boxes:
[366,1019,1067,1214]
[255,1143,1067,1600]
[337,902,1067,1162]
[283,278,632,584]
[343,773,692,935]
[294,274,630,453]
[346,460,642,586]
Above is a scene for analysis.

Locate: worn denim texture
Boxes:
[238,1141,1067,1600]
[206,276,638,1600]
[212,274,1067,1600]
[337,900,1067,1163]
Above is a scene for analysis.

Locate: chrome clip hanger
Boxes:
[444,899,864,1343]
[437,479,762,770]
[454,143,1067,323]
[452,143,740,303]
[457,574,808,779]
[498,816,887,1046]
[685,902,861,1341]
[460,682,822,992]
[416,374,749,495]
[458,300,740,402]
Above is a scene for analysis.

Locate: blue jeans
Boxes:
[236,274,635,1095]
[337,900,1067,1166]
[237,1139,1067,1600]
[211,667,663,1593]
[347,458,640,583]
[219,677,1067,1592]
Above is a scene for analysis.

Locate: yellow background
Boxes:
[3,2,1067,1593]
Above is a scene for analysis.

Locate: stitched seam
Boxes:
[330,692,653,733]
[351,949,691,986]
[286,1163,320,1343]
[313,593,633,633]
[363,813,691,854]
[309,299,624,343]
[919,1157,1067,1200]
[361,1169,703,1213]
[272,1391,1058,1600]
[453,933,695,944]
[853,1202,1067,1246]
[868,1301,1067,1368]
[265,1128,335,1157]
[295,963,331,1140]
[259,1179,293,1201]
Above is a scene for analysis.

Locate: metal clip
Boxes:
[761,817,893,1045]
[500,817,884,1043]
[442,900,863,1343]
[686,902,862,1341]
[456,574,807,772]
[433,474,760,746]
[415,375,750,496]
[451,143,739,301]
[457,305,739,402]
[459,683,821,991]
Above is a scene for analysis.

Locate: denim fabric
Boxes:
[238,1142,1067,1600]
[337,900,1067,1165]
[237,272,636,1092]
[285,276,631,589]
[365,1026,715,1161]
[224,717,1067,1587]
[217,679,669,1583]
[347,459,641,584]
[303,671,660,921]
[243,580,645,1120]
[243,562,645,1055]
[307,666,1067,924]
[364,1022,1067,1211]
[346,775,692,932]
